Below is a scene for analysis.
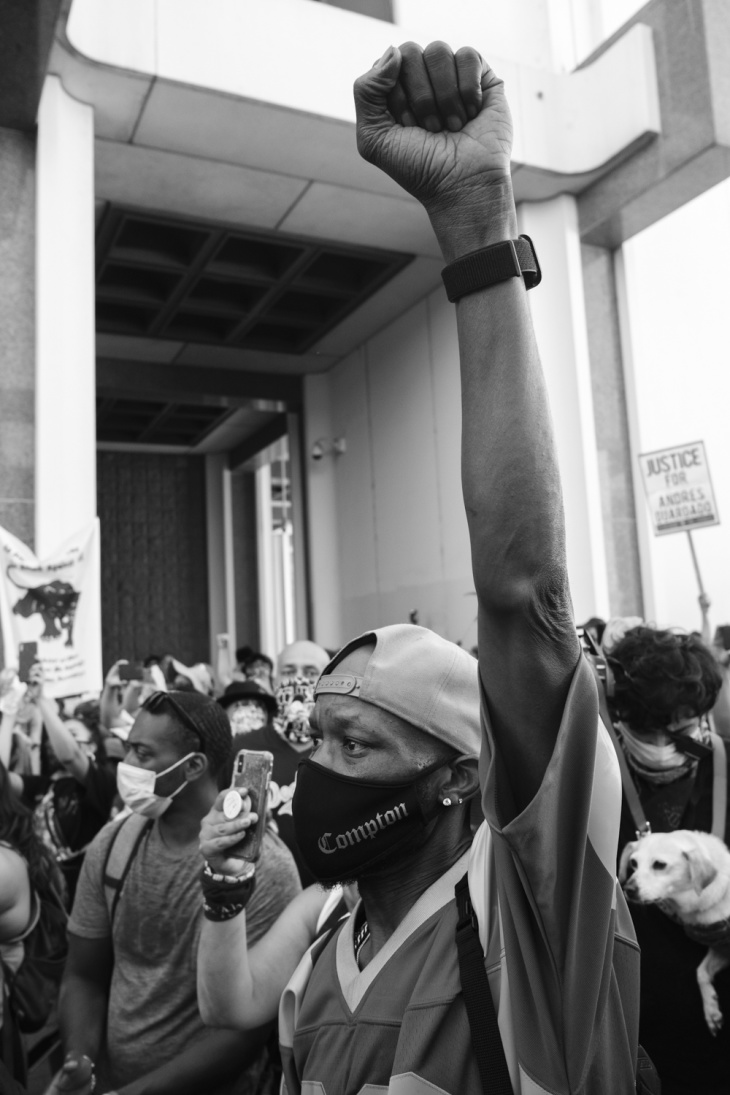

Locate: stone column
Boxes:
[518,194,610,622]
[582,243,644,617]
[0,127,36,547]
[35,76,96,558]
[302,374,342,650]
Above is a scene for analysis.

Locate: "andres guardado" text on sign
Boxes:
[638,441,720,536]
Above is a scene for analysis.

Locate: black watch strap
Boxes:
[441,235,541,302]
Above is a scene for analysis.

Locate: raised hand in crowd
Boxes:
[27,663,92,781]
[99,660,144,734]
[199,44,640,1095]
[197,788,333,1029]
[355,41,514,260]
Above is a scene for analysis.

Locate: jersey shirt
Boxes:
[279,655,640,1095]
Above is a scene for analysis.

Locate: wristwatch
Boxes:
[441,235,541,302]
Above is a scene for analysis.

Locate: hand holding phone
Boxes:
[199,792,255,877]
[18,642,38,685]
[118,662,144,682]
[227,750,273,861]
[199,749,273,874]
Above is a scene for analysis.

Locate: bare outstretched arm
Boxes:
[354,43,579,816]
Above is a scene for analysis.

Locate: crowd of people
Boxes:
[1,40,728,1095]
[0,638,329,1093]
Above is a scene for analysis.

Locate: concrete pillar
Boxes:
[0,127,36,547]
[581,243,644,617]
[302,374,342,650]
[35,76,96,558]
[205,453,237,666]
[287,411,313,644]
[613,246,657,625]
[518,195,610,622]
[256,463,278,662]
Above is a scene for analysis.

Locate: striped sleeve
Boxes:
[477,653,638,1094]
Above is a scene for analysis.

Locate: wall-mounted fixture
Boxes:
[311,437,346,461]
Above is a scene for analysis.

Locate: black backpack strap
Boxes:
[455,872,514,1095]
[101,813,152,926]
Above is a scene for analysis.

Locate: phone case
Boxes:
[230,749,274,861]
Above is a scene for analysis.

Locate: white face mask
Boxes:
[116,753,197,818]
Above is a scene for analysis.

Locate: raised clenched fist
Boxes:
[353,41,513,221]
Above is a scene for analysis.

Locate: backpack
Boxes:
[455,872,661,1095]
[101,812,153,924]
[1,855,69,1035]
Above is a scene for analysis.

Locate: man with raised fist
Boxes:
[197,42,643,1095]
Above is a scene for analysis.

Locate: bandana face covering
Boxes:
[230,703,267,735]
[291,756,447,884]
[617,720,708,785]
[275,677,316,744]
[116,753,196,818]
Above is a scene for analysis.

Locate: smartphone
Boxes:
[715,626,730,652]
[118,662,144,681]
[228,749,274,862]
[18,641,38,684]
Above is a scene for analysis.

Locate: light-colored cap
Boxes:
[315,624,481,756]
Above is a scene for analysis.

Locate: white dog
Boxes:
[620,829,730,1035]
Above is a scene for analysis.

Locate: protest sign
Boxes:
[637,441,719,537]
[0,520,102,698]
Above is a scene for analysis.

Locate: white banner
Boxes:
[0,520,102,699]
[638,440,720,536]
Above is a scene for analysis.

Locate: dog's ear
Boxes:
[682,846,718,894]
[619,841,638,884]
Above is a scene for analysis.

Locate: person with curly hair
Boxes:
[609,624,727,1094]
[0,760,66,1090]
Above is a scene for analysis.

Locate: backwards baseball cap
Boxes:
[314,624,481,756]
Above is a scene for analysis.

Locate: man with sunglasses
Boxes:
[48,689,300,1095]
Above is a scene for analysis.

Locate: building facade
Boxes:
[1,0,729,671]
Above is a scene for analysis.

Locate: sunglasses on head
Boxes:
[143,690,203,750]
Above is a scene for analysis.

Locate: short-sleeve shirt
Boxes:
[69,820,300,1093]
[279,655,639,1094]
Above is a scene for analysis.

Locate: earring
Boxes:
[442,797,452,807]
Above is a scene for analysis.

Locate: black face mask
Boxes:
[291,756,446,885]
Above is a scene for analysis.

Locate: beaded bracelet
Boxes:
[201,860,256,921]
[203,860,256,885]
